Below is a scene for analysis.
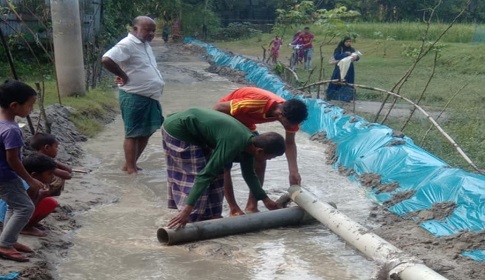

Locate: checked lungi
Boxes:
[161,128,224,222]
[119,90,164,138]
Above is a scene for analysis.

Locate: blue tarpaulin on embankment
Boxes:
[184,38,485,260]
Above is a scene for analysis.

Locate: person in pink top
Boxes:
[268,36,283,64]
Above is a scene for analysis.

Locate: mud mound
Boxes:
[375,182,400,194]
[409,202,458,221]
[359,173,381,188]
[206,63,248,84]
[383,190,416,207]
[20,104,117,166]
[368,206,485,280]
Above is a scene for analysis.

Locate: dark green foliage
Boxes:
[212,22,262,40]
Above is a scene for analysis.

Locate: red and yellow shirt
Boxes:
[218,87,299,133]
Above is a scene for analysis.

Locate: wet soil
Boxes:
[309,126,485,280]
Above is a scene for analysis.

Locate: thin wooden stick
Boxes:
[401,51,439,131]
[284,65,300,84]
[420,83,467,144]
[375,0,469,123]
[297,80,483,174]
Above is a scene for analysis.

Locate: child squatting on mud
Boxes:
[0,80,44,262]
[29,132,73,197]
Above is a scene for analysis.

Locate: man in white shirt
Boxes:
[102,16,165,174]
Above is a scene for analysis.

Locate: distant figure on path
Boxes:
[102,16,165,174]
[268,36,283,64]
[292,27,314,70]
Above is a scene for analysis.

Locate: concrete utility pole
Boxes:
[50,0,86,97]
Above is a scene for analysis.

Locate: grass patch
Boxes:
[0,77,119,138]
[211,24,485,171]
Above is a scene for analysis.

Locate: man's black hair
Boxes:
[252,132,286,156]
[0,80,37,109]
[282,99,308,125]
[23,153,57,174]
[29,133,58,151]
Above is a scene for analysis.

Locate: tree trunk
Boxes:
[51,0,86,97]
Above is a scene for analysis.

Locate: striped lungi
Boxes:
[161,128,224,222]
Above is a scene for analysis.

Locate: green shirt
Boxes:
[163,108,268,206]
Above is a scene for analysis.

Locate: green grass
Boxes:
[212,25,485,172]
[349,22,482,43]
[0,77,119,138]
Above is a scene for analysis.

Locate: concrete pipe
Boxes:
[158,207,313,245]
[288,185,448,280]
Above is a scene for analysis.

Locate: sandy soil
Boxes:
[1,40,482,280]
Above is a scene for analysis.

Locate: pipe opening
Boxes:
[157,228,170,244]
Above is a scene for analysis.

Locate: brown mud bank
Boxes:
[309,130,484,280]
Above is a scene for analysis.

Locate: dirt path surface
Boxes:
[0,38,482,280]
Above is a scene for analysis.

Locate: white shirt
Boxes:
[103,33,164,100]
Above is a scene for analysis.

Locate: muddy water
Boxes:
[57,43,376,279]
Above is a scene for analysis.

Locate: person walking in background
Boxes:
[214,87,308,216]
[162,24,170,43]
[162,108,285,229]
[327,37,360,102]
[268,36,283,64]
[292,27,314,70]
[102,16,165,175]
[0,80,44,262]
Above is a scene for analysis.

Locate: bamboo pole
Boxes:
[296,80,484,174]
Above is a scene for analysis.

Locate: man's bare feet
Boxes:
[244,208,260,214]
[229,209,245,217]
[21,226,48,237]
[13,243,34,253]
[121,164,142,174]
[245,201,260,214]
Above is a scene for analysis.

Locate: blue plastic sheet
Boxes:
[185,37,485,239]
[462,250,485,262]
[0,272,20,280]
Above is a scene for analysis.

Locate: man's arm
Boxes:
[240,153,280,210]
[213,101,231,114]
[168,146,231,229]
[285,131,301,185]
[101,57,129,86]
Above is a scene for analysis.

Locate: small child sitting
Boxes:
[22,154,59,236]
[0,154,59,237]
[29,133,72,197]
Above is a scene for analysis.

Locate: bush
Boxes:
[212,22,263,41]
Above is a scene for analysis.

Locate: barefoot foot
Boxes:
[21,226,48,237]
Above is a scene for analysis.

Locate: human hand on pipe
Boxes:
[167,205,193,230]
[289,171,301,185]
[262,197,281,210]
